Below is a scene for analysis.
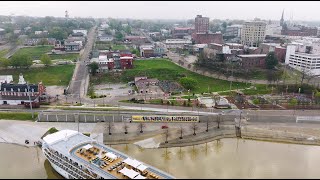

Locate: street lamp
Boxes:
[26,82,34,119]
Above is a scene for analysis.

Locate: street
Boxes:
[67,25,97,100]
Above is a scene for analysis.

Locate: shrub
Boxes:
[48,127,58,134]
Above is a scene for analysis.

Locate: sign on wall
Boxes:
[131,115,199,122]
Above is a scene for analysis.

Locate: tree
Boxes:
[252,98,260,105]
[88,62,99,76]
[48,27,68,40]
[216,114,223,129]
[124,26,131,35]
[106,121,114,135]
[289,98,298,107]
[179,77,198,90]
[40,54,52,66]
[265,52,278,69]
[178,126,184,139]
[0,58,10,69]
[10,53,33,69]
[115,31,124,41]
[315,91,320,104]
[190,123,198,136]
[164,128,170,143]
[138,123,145,133]
[38,38,49,46]
[123,123,129,134]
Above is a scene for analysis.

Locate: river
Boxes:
[1,138,320,178]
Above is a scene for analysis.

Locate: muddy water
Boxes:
[1,138,320,178]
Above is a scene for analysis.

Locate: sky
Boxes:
[0,1,319,21]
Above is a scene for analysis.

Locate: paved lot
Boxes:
[94,83,133,96]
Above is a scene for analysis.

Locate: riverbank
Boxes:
[159,123,320,148]
[1,120,320,149]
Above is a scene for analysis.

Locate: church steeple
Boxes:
[280,9,284,26]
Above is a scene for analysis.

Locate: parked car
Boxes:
[161,125,168,129]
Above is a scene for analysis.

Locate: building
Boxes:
[0,74,46,107]
[134,77,159,94]
[72,29,87,37]
[225,25,242,37]
[172,27,193,38]
[24,38,56,46]
[195,15,209,33]
[139,45,155,58]
[285,43,320,75]
[281,25,318,37]
[124,36,148,44]
[0,75,13,84]
[165,39,192,49]
[241,21,267,47]
[236,54,267,68]
[98,35,113,42]
[192,32,224,44]
[65,42,80,51]
[120,56,133,69]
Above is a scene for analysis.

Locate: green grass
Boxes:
[49,53,79,60]
[93,59,251,94]
[112,45,127,51]
[149,99,162,104]
[13,46,53,60]
[0,65,75,86]
[0,112,38,120]
[242,84,272,95]
[48,127,59,134]
[0,49,8,57]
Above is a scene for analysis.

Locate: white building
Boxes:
[165,39,192,49]
[72,29,87,37]
[265,23,282,36]
[285,43,320,75]
[241,21,267,47]
[0,75,13,84]
[98,36,113,42]
[225,25,242,37]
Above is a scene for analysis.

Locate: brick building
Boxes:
[195,15,209,33]
[236,54,267,68]
[192,32,224,44]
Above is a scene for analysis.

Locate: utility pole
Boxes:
[27,82,34,119]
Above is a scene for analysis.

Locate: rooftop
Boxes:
[237,54,267,58]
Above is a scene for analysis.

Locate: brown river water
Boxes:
[1,138,320,179]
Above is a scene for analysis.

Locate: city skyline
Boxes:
[0,1,320,21]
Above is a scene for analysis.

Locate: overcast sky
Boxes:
[0,1,319,21]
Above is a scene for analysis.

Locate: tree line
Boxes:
[0,53,52,69]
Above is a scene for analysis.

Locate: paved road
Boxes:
[68,26,97,99]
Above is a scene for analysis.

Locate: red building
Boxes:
[281,26,317,36]
[192,32,224,44]
[120,56,133,69]
[172,27,194,38]
[236,54,267,68]
[195,15,209,33]
[274,47,286,63]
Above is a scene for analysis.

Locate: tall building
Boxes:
[240,21,267,47]
[195,15,209,33]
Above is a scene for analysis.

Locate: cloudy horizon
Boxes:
[0,1,319,21]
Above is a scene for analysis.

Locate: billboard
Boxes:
[131,115,199,122]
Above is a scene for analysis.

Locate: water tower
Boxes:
[65,10,69,18]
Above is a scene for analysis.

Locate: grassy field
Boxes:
[49,53,79,60]
[13,46,53,60]
[112,45,127,51]
[92,59,251,93]
[0,49,8,57]
[0,112,38,120]
[0,65,75,86]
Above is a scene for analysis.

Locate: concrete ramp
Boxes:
[134,137,160,149]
